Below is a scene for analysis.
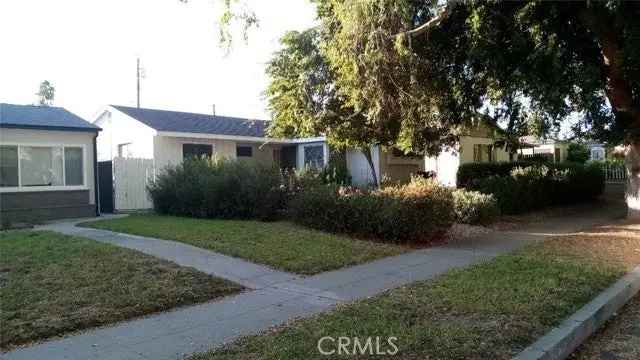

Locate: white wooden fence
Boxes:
[113,157,156,211]
[601,162,626,183]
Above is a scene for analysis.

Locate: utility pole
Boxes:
[136,58,141,108]
[212,104,216,118]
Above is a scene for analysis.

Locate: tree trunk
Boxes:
[580,7,640,218]
[626,141,640,219]
[361,146,379,187]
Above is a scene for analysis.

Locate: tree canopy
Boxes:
[267,0,640,155]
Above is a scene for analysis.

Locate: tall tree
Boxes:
[312,0,640,217]
[266,29,383,183]
[36,80,55,106]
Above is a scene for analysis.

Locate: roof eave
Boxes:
[0,123,101,132]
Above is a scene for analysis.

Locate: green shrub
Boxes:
[471,163,604,214]
[147,158,285,221]
[289,178,454,244]
[452,189,499,224]
[456,161,536,188]
[567,143,590,163]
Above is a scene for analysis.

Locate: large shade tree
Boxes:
[306,0,640,217]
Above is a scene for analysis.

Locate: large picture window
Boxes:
[304,145,325,169]
[0,145,84,189]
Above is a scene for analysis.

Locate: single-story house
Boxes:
[0,103,101,223]
[424,120,512,186]
[94,105,424,211]
[518,137,569,163]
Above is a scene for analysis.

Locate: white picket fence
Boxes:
[601,162,626,183]
[113,157,156,211]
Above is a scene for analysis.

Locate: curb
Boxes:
[514,266,640,360]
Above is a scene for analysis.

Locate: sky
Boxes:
[0,0,317,122]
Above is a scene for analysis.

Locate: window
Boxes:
[236,145,253,157]
[304,145,325,169]
[591,148,605,161]
[117,143,132,157]
[473,144,494,163]
[183,144,212,160]
[65,147,84,185]
[20,146,64,186]
[0,145,85,189]
[0,146,18,187]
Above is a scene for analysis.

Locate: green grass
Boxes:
[192,223,640,359]
[80,214,406,275]
[0,230,242,349]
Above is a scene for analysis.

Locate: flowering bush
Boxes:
[452,189,499,224]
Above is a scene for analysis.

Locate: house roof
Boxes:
[0,103,100,132]
[111,105,270,138]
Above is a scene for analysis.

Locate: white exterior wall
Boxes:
[94,108,155,161]
[346,146,381,186]
[425,147,460,187]
[0,128,97,204]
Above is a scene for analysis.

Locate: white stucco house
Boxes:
[94,105,424,211]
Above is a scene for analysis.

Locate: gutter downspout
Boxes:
[93,133,100,217]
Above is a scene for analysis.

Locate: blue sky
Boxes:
[0,0,317,121]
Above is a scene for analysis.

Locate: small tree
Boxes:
[566,143,590,163]
[36,80,55,106]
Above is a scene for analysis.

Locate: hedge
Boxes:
[469,162,604,214]
[288,178,454,244]
[456,161,537,188]
[147,158,285,220]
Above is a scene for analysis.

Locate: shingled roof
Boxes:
[0,103,99,132]
[112,105,270,138]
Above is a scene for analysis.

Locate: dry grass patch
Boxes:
[0,231,242,349]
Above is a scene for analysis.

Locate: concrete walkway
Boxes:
[4,201,625,360]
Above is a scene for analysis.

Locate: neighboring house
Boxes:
[518,137,569,163]
[425,120,511,186]
[94,105,423,210]
[0,103,100,223]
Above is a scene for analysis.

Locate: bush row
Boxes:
[288,179,455,244]
[467,162,604,214]
[148,158,285,221]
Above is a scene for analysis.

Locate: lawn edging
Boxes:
[514,265,640,360]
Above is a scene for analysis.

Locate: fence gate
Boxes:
[98,161,114,213]
[113,157,156,211]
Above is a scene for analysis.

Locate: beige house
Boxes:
[425,120,510,186]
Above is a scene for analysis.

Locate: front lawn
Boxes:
[0,231,242,349]
[81,215,406,275]
[192,222,640,359]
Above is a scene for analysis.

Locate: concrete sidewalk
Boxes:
[3,203,624,360]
